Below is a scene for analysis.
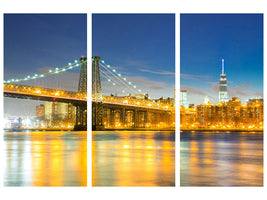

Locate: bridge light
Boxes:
[68,62,72,65]
[35,74,38,76]
[32,76,36,79]
[123,78,126,80]
[107,65,110,68]
[113,83,116,85]
[15,79,19,82]
[76,64,79,67]
[133,85,136,88]
[40,75,44,77]
[62,68,66,71]
[49,70,52,73]
[101,60,105,63]
[108,79,111,82]
[138,89,141,92]
[118,74,121,76]
[69,66,73,69]
[12,79,14,82]
[128,82,131,85]
[75,60,78,63]
[7,80,10,83]
[112,69,116,72]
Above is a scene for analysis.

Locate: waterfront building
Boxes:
[44,102,76,128]
[181,96,263,129]
[36,104,45,118]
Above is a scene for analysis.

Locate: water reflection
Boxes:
[4,131,87,186]
[92,131,175,186]
[180,131,263,186]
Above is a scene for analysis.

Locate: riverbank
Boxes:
[99,127,175,131]
[181,128,263,132]
[4,128,73,132]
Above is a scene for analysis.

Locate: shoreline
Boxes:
[4,128,74,132]
[95,128,176,132]
[180,128,263,132]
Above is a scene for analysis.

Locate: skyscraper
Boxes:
[219,59,228,102]
[180,90,189,108]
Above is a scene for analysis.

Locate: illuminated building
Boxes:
[189,104,194,108]
[180,90,189,108]
[219,59,228,102]
[44,102,76,127]
[135,94,145,99]
[36,104,45,118]
[181,97,263,129]
[204,96,210,105]
[180,105,196,128]
[247,99,263,126]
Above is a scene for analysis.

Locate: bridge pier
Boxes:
[92,102,104,131]
[74,104,87,131]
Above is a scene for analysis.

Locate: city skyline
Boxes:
[92,14,175,99]
[4,14,87,116]
[181,14,263,105]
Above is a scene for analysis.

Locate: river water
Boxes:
[180,131,263,186]
[92,131,175,186]
[4,131,87,186]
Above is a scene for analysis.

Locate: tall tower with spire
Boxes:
[219,59,228,102]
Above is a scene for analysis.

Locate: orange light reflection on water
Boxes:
[92,131,175,186]
[4,131,87,186]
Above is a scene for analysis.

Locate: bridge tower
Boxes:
[74,57,87,131]
[92,56,104,130]
[92,56,102,100]
[78,56,87,94]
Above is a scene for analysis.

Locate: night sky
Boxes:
[4,14,87,117]
[181,14,263,105]
[92,14,175,99]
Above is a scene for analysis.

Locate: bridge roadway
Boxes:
[4,83,86,105]
[93,100,172,111]
[4,84,173,111]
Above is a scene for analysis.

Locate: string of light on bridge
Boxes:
[4,59,87,84]
[99,59,143,96]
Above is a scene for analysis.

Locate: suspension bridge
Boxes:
[92,56,175,130]
[4,56,175,131]
[4,57,87,131]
